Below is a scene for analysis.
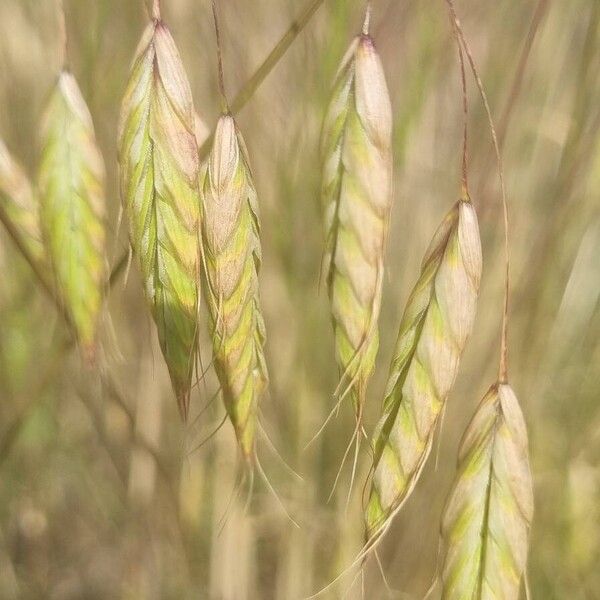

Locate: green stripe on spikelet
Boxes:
[440,383,533,600]
[366,199,482,540]
[38,71,106,361]
[118,18,200,420]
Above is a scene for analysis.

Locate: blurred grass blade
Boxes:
[365,197,482,541]
[0,139,44,264]
[226,0,324,117]
[201,115,268,461]
[118,16,200,420]
[441,383,533,599]
[38,71,106,362]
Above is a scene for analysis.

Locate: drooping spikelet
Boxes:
[118,13,200,419]
[0,139,44,264]
[320,15,393,415]
[365,196,482,540]
[38,71,106,360]
[440,383,534,599]
[200,114,268,461]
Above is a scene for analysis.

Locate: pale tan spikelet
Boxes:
[38,71,106,360]
[365,196,482,540]
[118,14,200,420]
[320,15,393,414]
[440,383,534,599]
[0,139,44,263]
[200,114,267,461]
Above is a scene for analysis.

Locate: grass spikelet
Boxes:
[440,383,533,599]
[200,114,268,462]
[0,139,44,264]
[320,10,393,417]
[365,194,482,541]
[118,8,200,420]
[38,71,106,361]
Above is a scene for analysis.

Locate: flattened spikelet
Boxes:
[441,383,534,599]
[0,139,44,263]
[118,18,200,419]
[365,197,482,540]
[38,72,106,359]
[320,23,393,414]
[200,114,267,461]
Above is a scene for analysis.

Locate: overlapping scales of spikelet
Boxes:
[38,71,106,360]
[118,15,200,419]
[320,19,393,416]
[200,114,268,461]
[365,196,482,541]
[0,139,44,264]
[440,383,534,599]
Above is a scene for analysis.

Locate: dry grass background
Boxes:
[0,0,599,598]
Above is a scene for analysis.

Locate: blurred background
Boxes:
[1,0,599,598]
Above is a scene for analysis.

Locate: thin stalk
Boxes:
[211,0,229,112]
[447,8,470,196]
[445,0,511,382]
[458,42,468,195]
[57,0,68,68]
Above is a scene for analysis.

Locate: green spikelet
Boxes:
[440,383,534,599]
[0,139,44,264]
[200,114,268,461]
[320,16,392,415]
[365,197,482,540]
[118,16,200,420]
[38,71,106,360]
